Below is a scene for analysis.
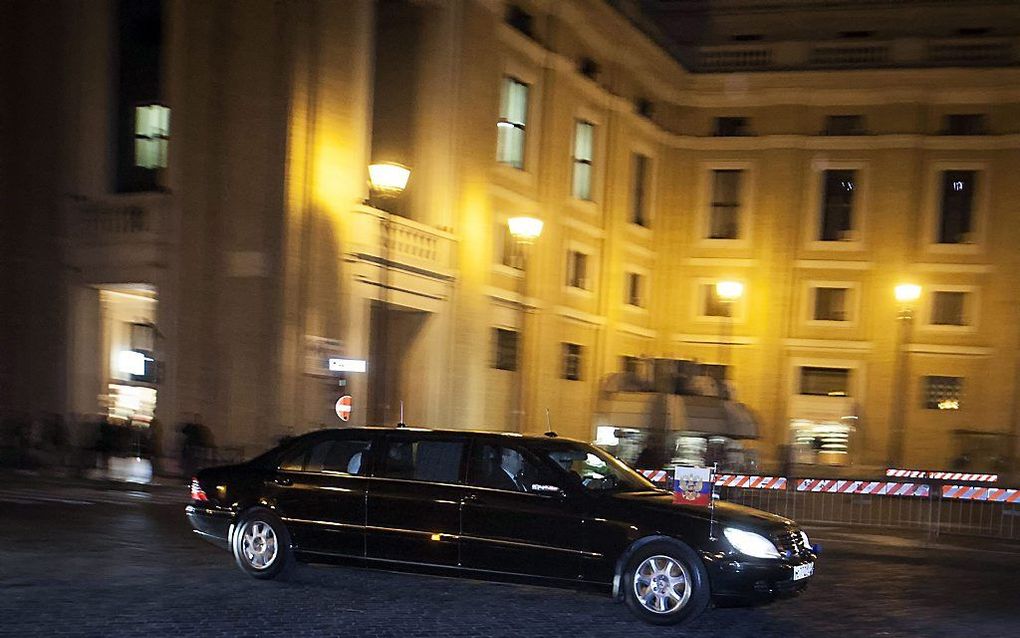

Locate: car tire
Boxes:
[231,509,295,580]
[621,539,710,626]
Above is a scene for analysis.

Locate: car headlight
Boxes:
[723,527,781,559]
[800,530,811,549]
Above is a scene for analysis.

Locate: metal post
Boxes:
[887,306,913,466]
[516,245,530,433]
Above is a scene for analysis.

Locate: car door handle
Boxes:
[273,476,293,486]
[463,493,480,503]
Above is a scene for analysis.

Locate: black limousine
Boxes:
[186,427,816,625]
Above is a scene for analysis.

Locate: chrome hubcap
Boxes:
[241,520,278,570]
[633,555,692,614]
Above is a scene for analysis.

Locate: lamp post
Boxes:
[888,283,921,466]
[367,162,410,425]
[507,216,543,432]
[715,281,744,387]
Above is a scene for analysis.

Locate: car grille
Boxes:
[773,528,809,558]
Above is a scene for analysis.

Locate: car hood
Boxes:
[605,490,796,533]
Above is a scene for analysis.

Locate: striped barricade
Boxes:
[796,479,930,498]
[715,475,787,490]
[639,469,670,484]
[887,468,998,482]
[942,485,1020,502]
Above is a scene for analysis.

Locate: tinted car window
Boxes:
[538,441,656,493]
[466,443,560,495]
[278,438,371,475]
[378,438,464,484]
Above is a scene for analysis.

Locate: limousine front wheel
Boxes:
[232,509,294,580]
[622,540,709,625]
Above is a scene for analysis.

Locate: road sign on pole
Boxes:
[335,395,353,422]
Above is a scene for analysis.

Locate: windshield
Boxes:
[536,440,659,493]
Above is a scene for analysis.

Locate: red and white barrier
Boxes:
[715,474,787,490]
[886,468,998,482]
[942,485,1020,502]
[640,469,670,483]
[796,479,930,498]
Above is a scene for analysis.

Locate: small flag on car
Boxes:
[672,466,714,507]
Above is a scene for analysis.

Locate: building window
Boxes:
[824,115,865,136]
[621,355,640,375]
[505,5,534,39]
[799,367,851,396]
[631,153,650,226]
[708,169,743,239]
[492,328,519,371]
[930,291,968,326]
[713,117,750,137]
[937,170,976,244]
[635,98,654,119]
[819,169,857,241]
[562,343,583,381]
[701,284,733,318]
[578,57,600,80]
[566,250,589,290]
[497,77,528,169]
[625,272,645,307]
[924,376,963,410]
[134,104,169,169]
[943,114,987,135]
[813,287,849,322]
[499,224,523,269]
[572,120,595,200]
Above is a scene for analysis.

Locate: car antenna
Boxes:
[543,408,557,437]
[396,400,407,428]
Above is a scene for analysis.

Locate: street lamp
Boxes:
[367,162,411,425]
[715,281,743,388]
[368,162,411,197]
[888,282,921,465]
[508,216,543,432]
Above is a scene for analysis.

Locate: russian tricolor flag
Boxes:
[672,466,714,507]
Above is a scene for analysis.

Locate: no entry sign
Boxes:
[335,395,353,422]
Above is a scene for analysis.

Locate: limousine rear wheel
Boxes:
[622,540,709,626]
[232,509,294,580]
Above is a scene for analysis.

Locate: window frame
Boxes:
[630,152,651,227]
[496,76,529,170]
[697,161,754,248]
[788,357,865,404]
[276,432,374,477]
[693,278,748,324]
[372,435,469,486]
[922,375,964,410]
[804,280,860,327]
[571,119,596,201]
[564,240,596,295]
[624,266,649,310]
[805,159,868,252]
[920,285,979,333]
[464,441,565,498]
[923,161,989,255]
[492,327,519,371]
[798,366,853,397]
[562,342,584,381]
[823,114,866,136]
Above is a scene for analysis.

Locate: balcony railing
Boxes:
[349,205,456,277]
[691,35,1019,72]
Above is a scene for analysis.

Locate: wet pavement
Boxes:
[1,475,1019,637]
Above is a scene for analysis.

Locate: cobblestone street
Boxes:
[2,477,1019,638]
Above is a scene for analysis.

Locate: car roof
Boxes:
[294,425,586,446]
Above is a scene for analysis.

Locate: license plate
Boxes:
[792,562,814,581]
